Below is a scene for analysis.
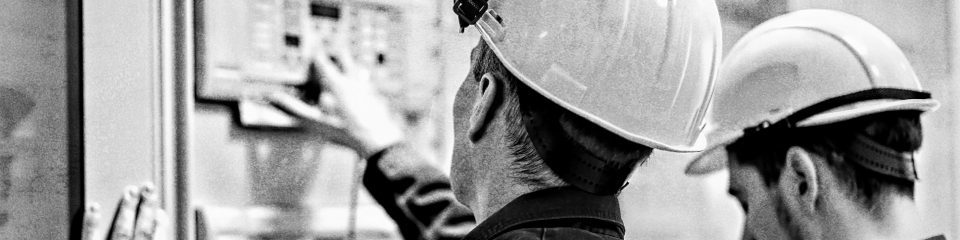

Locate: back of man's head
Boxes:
[731,111,922,214]
[799,112,920,209]
[471,41,654,189]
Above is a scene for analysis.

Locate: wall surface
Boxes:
[0,0,69,238]
[82,0,163,236]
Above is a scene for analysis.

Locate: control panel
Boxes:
[196,0,437,128]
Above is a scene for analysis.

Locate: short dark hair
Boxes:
[729,111,922,211]
[470,41,654,187]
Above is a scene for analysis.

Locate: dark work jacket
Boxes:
[363,145,623,240]
[462,187,625,240]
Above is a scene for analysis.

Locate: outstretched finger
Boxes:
[133,184,159,240]
[82,203,104,240]
[110,186,139,240]
[331,46,357,73]
[313,49,346,81]
[331,7,357,71]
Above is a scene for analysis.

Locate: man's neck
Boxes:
[473,179,543,222]
[825,194,921,240]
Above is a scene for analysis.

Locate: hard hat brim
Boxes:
[796,98,939,127]
[684,132,740,175]
[685,98,940,176]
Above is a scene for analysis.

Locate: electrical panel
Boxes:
[196,0,439,128]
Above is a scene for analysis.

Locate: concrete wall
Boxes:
[0,0,70,238]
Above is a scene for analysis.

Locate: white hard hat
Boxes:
[454,0,723,152]
[685,9,940,175]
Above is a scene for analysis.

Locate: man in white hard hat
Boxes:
[685,10,945,240]
[271,0,722,239]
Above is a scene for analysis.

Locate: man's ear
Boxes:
[779,146,820,215]
[468,73,501,142]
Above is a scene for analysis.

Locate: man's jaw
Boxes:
[775,192,806,240]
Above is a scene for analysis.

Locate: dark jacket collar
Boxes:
[463,186,624,240]
[924,235,946,240]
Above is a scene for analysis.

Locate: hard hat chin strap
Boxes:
[741,88,930,180]
[518,99,635,195]
[847,135,918,180]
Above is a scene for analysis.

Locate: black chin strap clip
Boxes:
[453,0,488,32]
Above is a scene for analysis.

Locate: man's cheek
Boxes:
[452,88,475,126]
